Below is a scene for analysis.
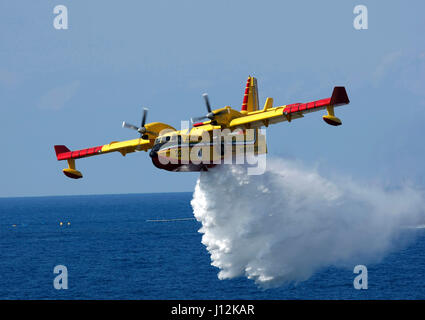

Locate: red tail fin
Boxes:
[241,76,259,112]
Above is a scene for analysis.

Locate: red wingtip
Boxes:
[330,87,350,106]
[54,145,71,159]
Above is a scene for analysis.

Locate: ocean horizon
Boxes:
[1,192,424,299]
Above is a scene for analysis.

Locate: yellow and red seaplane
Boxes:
[54,76,350,179]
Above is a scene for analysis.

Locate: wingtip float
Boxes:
[54,76,350,179]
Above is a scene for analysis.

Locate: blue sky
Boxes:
[1,0,425,197]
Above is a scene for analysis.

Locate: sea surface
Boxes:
[0,193,424,300]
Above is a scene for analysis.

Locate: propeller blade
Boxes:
[191,116,208,123]
[202,93,212,113]
[123,108,153,138]
[122,122,139,131]
[141,108,148,127]
[214,109,229,116]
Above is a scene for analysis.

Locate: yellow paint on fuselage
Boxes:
[154,127,267,164]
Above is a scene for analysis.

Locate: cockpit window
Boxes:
[156,134,183,147]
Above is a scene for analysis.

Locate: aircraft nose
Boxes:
[150,142,163,158]
[149,150,157,158]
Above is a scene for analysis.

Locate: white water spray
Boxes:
[191,158,425,288]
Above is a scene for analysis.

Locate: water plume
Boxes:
[191,158,425,288]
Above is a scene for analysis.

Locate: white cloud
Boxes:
[38,80,80,110]
[372,50,425,98]
[372,50,403,85]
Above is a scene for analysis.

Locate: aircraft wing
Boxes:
[229,86,350,129]
[54,138,154,179]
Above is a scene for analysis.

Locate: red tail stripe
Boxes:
[241,77,251,111]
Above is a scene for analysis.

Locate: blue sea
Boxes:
[0,193,425,300]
